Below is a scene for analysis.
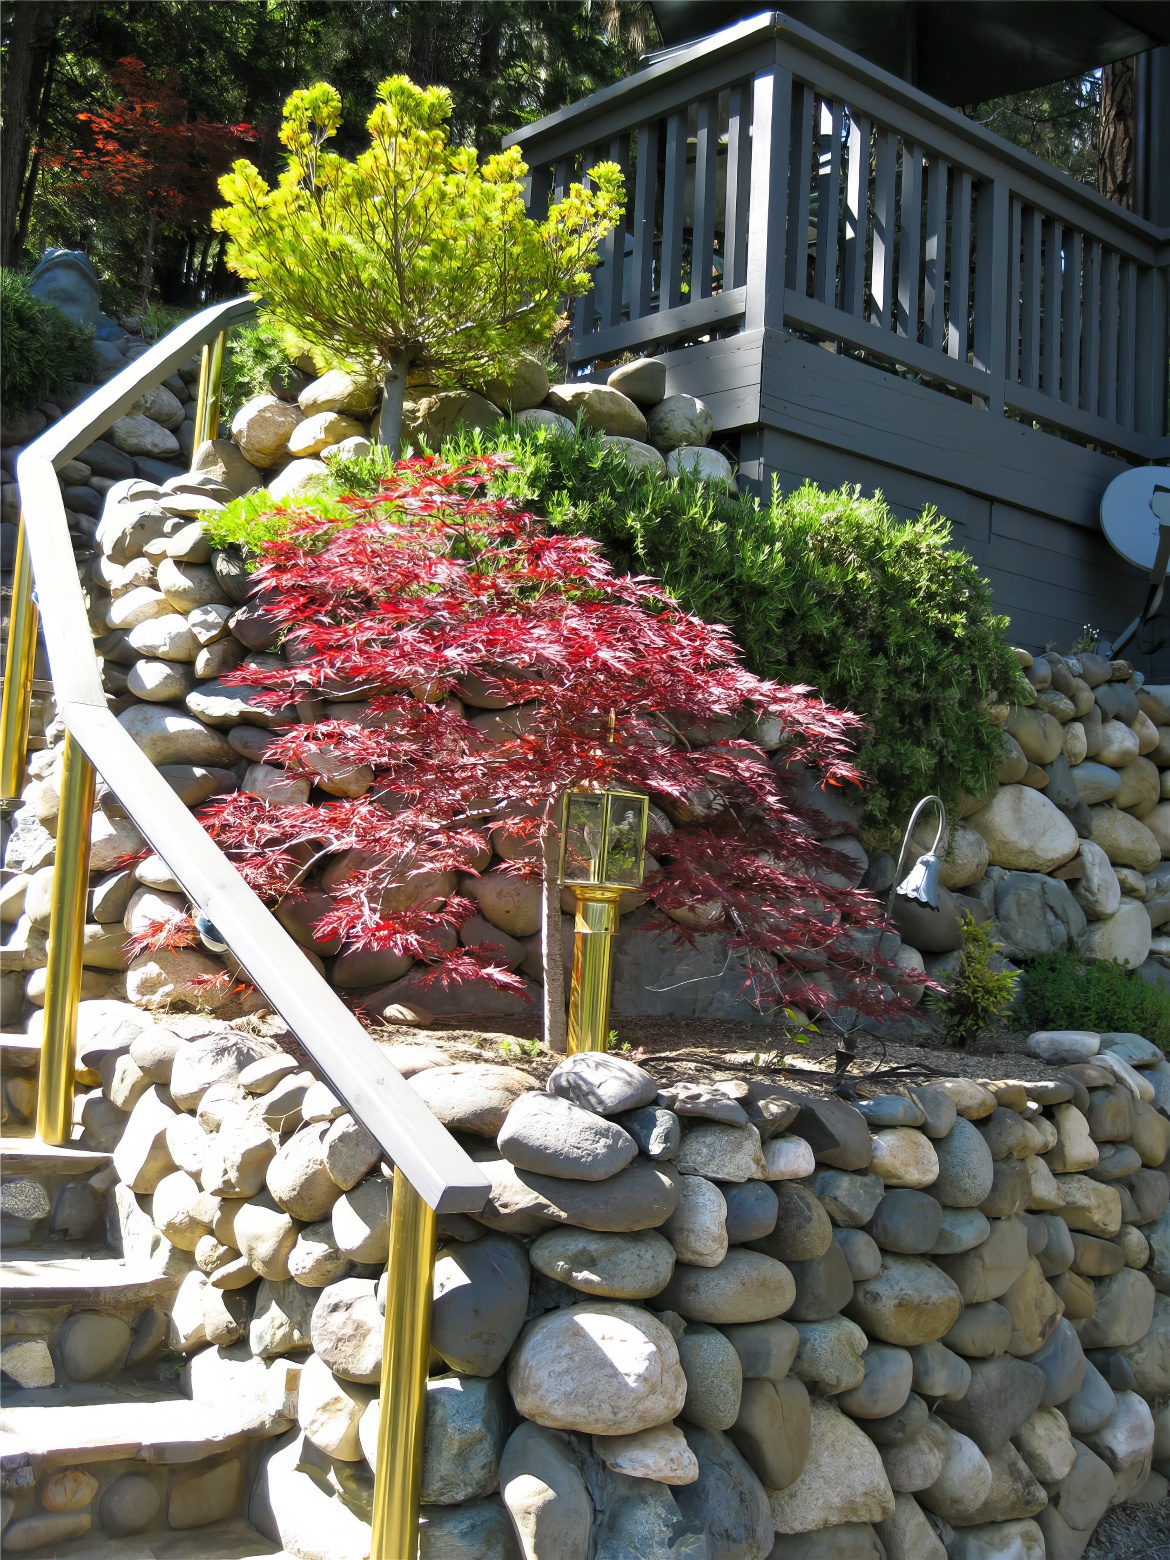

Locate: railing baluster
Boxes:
[972,176,1009,412]
[1061,230,1083,408]
[1118,257,1137,429]
[0,517,38,805]
[785,82,814,295]
[948,168,973,362]
[598,135,630,331]
[572,145,603,357]
[369,1167,437,1559]
[1082,238,1102,418]
[922,154,948,350]
[871,126,897,330]
[1006,196,1022,386]
[1020,207,1042,392]
[692,96,719,301]
[813,98,843,306]
[526,163,552,223]
[1134,263,1169,438]
[842,111,872,321]
[661,110,688,311]
[1100,248,1120,423]
[36,732,95,1146]
[630,122,659,320]
[723,83,752,293]
[1041,216,1063,398]
[897,140,922,340]
[744,64,793,332]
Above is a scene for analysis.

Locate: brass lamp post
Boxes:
[560,785,649,1054]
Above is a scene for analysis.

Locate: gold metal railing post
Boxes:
[1,517,39,804]
[36,732,95,1145]
[193,329,228,447]
[370,1167,437,1559]
[566,887,623,1054]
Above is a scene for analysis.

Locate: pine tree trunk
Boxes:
[1098,58,1136,209]
[137,209,159,313]
[541,803,568,1054]
[1,3,61,266]
[376,352,411,449]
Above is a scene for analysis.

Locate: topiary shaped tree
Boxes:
[214,75,623,448]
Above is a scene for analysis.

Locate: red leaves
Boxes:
[46,57,253,226]
[205,456,902,1024]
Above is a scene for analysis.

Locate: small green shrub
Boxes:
[1019,949,1170,1051]
[0,269,97,418]
[221,319,301,420]
[327,422,1028,838]
[929,912,1019,1045]
[203,486,353,560]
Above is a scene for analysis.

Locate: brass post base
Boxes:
[566,888,622,1054]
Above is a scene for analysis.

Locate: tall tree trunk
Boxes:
[376,351,411,449]
[1,3,61,265]
[1099,57,1136,209]
[137,209,158,312]
[541,803,568,1054]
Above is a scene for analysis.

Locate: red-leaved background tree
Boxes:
[47,56,252,309]
[203,457,901,1047]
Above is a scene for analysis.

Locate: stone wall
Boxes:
[4,1001,1167,1557]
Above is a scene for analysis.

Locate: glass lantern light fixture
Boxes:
[888,794,948,917]
[559,784,650,1054]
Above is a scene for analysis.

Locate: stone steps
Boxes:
[5,1515,289,1558]
[0,1034,39,1137]
[2,1252,181,1313]
[1,1141,114,1250]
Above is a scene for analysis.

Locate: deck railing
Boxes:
[506,9,1170,460]
[0,297,489,1557]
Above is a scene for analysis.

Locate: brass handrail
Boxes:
[2,296,489,1555]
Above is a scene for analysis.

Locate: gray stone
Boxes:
[768,1399,895,1532]
[838,1343,915,1420]
[932,1117,995,1208]
[499,1421,591,1560]
[497,1090,639,1180]
[585,1462,707,1559]
[676,1121,766,1182]
[658,1248,795,1324]
[645,393,713,451]
[943,1301,1013,1359]
[856,1095,925,1128]
[929,1208,991,1256]
[786,1240,855,1321]
[545,381,647,439]
[674,1425,774,1560]
[409,1063,533,1136]
[938,1356,1047,1452]
[751,1182,833,1261]
[1079,1266,1156,1347]
[835,1227,883,1280]
[875,1494,946,1560]
[935,1214,1030,1303]
[419,1498,520,1559]
[908,1340,971,1400]
[59,1311,131,1380]
[723,1181,779,1244]
[233,1190,298,1281]
[791,1317,868,1393]
[846,1255,964,1346]
[779,1525,887,1560]
[719,1318,799,1381]
[473,1155,680,1235]
[432,1235,530,1376]
[419,1373,510,1505]
[729,1373,811,1488]
[994,872,1086,959]
[678,1322,744,1431]
[529,1227,675,1298]
[546,1051,659,1115]
[617,1104,681,1161]
[607,357,667,404]
[98,1473,162,1537]
[811,1169,886,1227]
[866,1189,943,1254]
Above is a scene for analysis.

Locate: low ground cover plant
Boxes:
[203,455,902,1045]
[0,268,96,417]
[1019,948,1170,1050]
[929,912,1019,1046]
[321,424,1028,839]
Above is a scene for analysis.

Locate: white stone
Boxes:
[768,1398,895,1532]
[298,370,378,418]
[763,1136,816,1180]
[666,446,736,488]
[268,458,328,502]
[968,786,1079,872]
[870,1129,939,1188]
[1078,899,1152,969]
[244,762,311,805]
[601,435,667,474]
[297,1351,372,1460]
[592,1423,698,1485]
[286,412,366,457]
[231,395,304,467]
[1012,1406,1076,1483]
[661,1175,727,1268]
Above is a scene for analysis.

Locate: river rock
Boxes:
[939,1356,1047,1452]
[935,1215,1030,1303]
[866,1189,942,1254]
[545,382,647,438]
[837,1343,915,1420]
[1014,1405,1078,1486]
[233,1191,298,1281]
[969,786,1079,871]
[835,1227,883,1280]
[1079,1267,1155,1348]
[768,1399,895,1532]
[930,1208,991,1256]
[869,1129,939,1189]
[1089,805,1161,872]
[676,1121,767,1182]
[723,1181,779,1244]
[546,1052,658,1115]
[677,1322,743,1431]
[880,1417,950,1493]
[875,1494,947,1560]
[719,1318,799,1381]
[918,1424,993,1523]
[658,1248,795,1323]
[117,702,235,765]
[944,1300,1013,1359]
[408,1063,533,1136]
[297,1351,372,1460]
[528,1227,674,1299]
[811,1169,886,1227]
[496,1091,639,1180]
[729,1374,811,1488]
[1072,839,1122,920]
[908,1340,970,1400]
[674,1425,774,1558]
[499,1420,590,1560]
[846,1255,963,1346]
[1078,898,1152,967]
[752,1182,832,1262]
[791,1098,872,1170]
[786,1241,855,1321]
[507,1302,686,1433]
[662,1175,728,1267]
[473,1156,680,1234]
[791,1317,868,1392]
[231,395,304,467]
[593,1423,698,1485]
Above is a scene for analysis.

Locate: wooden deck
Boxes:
[506,10,1170,663]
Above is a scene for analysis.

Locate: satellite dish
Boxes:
[1099,466,1170,655]
[1100,465,1170,570]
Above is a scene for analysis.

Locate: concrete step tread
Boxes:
[0,1033,38,1069]
[18,1517,291,1558]
[2,1253,181,1309]
[0,1386,289,1472]
[1,1142,111,1177]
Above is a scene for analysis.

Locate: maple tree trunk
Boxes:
[1,3,61,266]
[1099,57,1136,209]
[541,806,568,1054]
[138,208,159,312]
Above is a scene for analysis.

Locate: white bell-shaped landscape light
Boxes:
[889,795,948,915]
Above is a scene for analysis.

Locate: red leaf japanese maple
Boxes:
[203,456,903,1036]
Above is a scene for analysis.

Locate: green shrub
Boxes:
[203,486,353,560]
[1019,949,1170,1051]
[929,912,1019,1045]
[0,268,97,418]
[221,319,303,421]
[327,423,1028,839]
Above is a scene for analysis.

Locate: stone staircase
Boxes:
[0,1062,293,1557]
